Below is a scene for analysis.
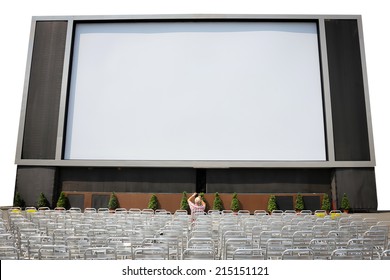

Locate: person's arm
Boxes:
[188,192,196,204]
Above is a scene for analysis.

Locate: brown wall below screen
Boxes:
[64,192,323,213]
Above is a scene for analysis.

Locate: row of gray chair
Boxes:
[1,208,389,260]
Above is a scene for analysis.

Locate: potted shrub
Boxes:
[341,193,350,213]
[267,195,278,214]
[37,192,50,208]
[56,191,70,209]
[295,193,305,213]
[230,193,240,213]
[180,191,189,212]
[148,194,159,211]
[13,192,26,209]
[212,192,224,211]
[199,192,209,212]
[321,193,331,214]
[108,192,120,210]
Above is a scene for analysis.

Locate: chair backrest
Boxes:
[187,237,215,251]
[189,230,213,239]
[323,220,339,231]
[123,230,144,247]
[314,210,327,219]
[157,234,182,260]
[27,235,53,259]
[232,248,266,260]
[271,210,284,217]
[284,210,297,215]
[87,228,109,246]
[253,210,268,216]
[362,230,388,255]
[281,248,314,260]
[69,207,82,213]
[128,208,141,214]
[133,247,167,260]
[106,236,133,259]
[223,237,252,260]
[300,210,313,216]
[309,238,336,260]
[270,221,284,231]
[84,247,117,260]
[330,248,364,260]
[66,235,91,259]
[377,220,390,237]
[182,248,215,260]
[312,225,332,238]
[141,209,154,215]
[142,237,178,259]
[347,238,375,260]
[238,210,251,216]
[222,210,234,215]
[0,233,15,247]
[259,230,282,249]
[297,221,315,230]
[84,208,97,213]
[292,230,314,248]
[281,225,299,238]
[338,217,353,227]
[155,209,168,215]
[381,249,390,260]
[370,225,389,239]
[174,210,188,216]
[266,238,293,260]
[363,218,378,229]
[328,230,354,248]
[0,246,19,260]
[38,244,70,260]
[222,231,246,245]
[53,228,75,245]
[54,207,66,212]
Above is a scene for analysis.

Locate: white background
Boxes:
[0,0,389,210]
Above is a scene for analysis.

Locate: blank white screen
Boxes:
[65,22,326,161]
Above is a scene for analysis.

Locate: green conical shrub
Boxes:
[108,192,120,210]
[321,193,331,211]
[267,195,278,213]
[37,192,50,208]
[148,194,159,211]
[341,193,350,211]
[295,193,305,211]
[180,191,189,212]
[14,192,26,209]
[213,192,223,211]
[199,192,209,211]
[230,192,240,212]
[56,191,70,209]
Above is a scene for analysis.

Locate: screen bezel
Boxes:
[15,14,375,168]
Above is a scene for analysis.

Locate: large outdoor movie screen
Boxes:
[65,21,326,161]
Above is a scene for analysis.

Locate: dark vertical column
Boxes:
[325,19,370,161]
[22,21,67,159]
[196,169,207,194]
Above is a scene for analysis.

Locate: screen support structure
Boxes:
[15,14,375,170]
[14,14,377,212]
